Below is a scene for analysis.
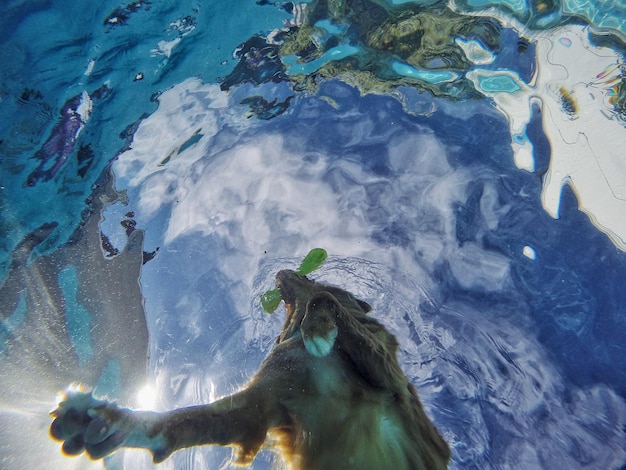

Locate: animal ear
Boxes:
[301,294,339,358]
[356,299,372,313]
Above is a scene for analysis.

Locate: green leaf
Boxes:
[261,248,328,313]
[296,248,327,275]
[260,288,282,313]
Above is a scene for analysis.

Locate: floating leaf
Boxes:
[261,248,328,314]
[261,288,282,313]
[296,248,328,275]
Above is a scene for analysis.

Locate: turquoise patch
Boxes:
[387,0,441,5]
[465,0,527,14]
[477,74,522,93]
[95,359,122,399]
[284,44,360,75]
[314,19,347,35]
[59,266,94,365]
[391,61,459,84]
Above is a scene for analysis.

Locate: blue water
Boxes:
[1,1,626,469]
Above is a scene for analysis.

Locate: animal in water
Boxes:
[50,269,451,469]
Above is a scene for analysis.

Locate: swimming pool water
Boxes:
[1,1,625,468]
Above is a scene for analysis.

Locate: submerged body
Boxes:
[50,270,450,469]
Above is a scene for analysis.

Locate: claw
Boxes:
[62,434,86,456]
[50,389,126,460]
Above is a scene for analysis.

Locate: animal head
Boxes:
[274,270,372,344]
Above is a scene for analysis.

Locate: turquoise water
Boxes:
[1,0,626,469]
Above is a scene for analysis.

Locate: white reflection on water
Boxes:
[467,23,626,250]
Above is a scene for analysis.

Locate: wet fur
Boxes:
[50,270,450,469]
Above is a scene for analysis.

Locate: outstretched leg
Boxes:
[50,386,274,464]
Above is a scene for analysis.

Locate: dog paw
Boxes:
[50,389,130,459]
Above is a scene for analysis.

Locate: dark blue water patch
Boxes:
[475,175,546,259]
[525,102,551,176]
[264,85,398,174]
[437,112,514,171]
[228,81,297,120]
[287,81,496,175]
[511,185,626,393]
[449,154,626,394]
[240,95,294,120]
[220,36,286,91]
[0,0,49,44]
[103,0,151,28]
[485,26,537,84]
[455,181,484,244]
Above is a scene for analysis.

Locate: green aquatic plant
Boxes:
[296,247,328,275]
[261,248,328,313]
